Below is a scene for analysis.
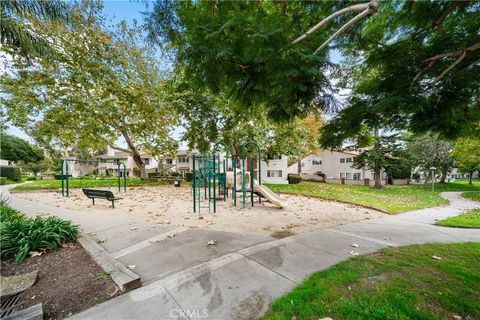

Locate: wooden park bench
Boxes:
[82,189,123,208]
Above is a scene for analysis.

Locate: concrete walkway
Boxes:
[2,186,479,319]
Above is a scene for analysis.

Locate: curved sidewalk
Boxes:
[2,186,479,319]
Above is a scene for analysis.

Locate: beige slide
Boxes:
[253,184,286,208]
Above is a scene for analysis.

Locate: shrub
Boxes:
[185,172,193,182]
[0,177,7,185]
[148,172,161,178]
[171,171,180,177]
[287,174,302,184]
[26,176,36,181]
[0,166,21,182]
[54,174,71,180]
[0,204,78,263]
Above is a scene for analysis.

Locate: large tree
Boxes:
[1,2,178,179]
[0,131,44,164]
[146,1,480,139]
[451,137,480,185]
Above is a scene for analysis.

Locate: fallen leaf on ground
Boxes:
[432,255,442,260]
[29,251,43,257]
[149,239,160,244]
[382,236,390,240]
[127,265,136,270]
[349,251,360,256]
[167,233,175,238]
[97,238,107,243]
[87,232,96,236]
[351,243,359,248]
[130,226,138,230]
[60,243,75,248]
[207,240,216,245]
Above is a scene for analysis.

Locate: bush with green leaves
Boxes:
[0,177,7,185]
[185,172,193,182]
[287,174,302,184]
[0,204,78,262]
[0,166,21,181]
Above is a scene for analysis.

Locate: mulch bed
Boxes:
[1,244,121,319]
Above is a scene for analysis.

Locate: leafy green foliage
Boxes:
[264,242,480,319]
[0,132,44,163]
[147,1,339,121]
[451,138,480,184]
[0,204,78,263]
[0,177,7,185]
[436,208,480,229]
[0,166,21,182]
[462,192,480,203]
[1,1,178,179]
[1,0,69,59]
[13,178,171,190]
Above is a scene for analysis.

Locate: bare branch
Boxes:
[291,2,371,46]
[410,60,435,92]
[422,42,480,63]
[432,51,467,84]
[313,3,377,55]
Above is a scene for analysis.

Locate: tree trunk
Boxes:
[440,167,448,183]
[423,171,432,186]
[297,159,301,174]
[469,171,473,185]
[373,128,382,189]
[119,128,147,179]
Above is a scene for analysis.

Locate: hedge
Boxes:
[0,177,7,185]
[0,166,21,182]
[287,173,302,184]
[185,172,193,182]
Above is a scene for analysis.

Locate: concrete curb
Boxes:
[78,233,141,292]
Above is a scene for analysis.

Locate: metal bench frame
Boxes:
[82,189,123,208]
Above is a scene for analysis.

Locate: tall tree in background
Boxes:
[1,2,178,179]
[1,0,68,59]
[451,137,480,185]
[0,131,44,164]
[408,133,454,184]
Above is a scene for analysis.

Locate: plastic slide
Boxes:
[253,183,286,208]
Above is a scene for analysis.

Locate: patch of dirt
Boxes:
[1,244,120,319]
[270,229,295,239]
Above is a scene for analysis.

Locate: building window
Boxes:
[340,173,346,179]
[301,162,305,167]
[353,173,361,180]
[346,172,352,179]
[267,154,282,160]
[340,158,345,163]
[312,158,322,165]
[166,159,173,164]
[101,159,106,163]
[346,157,353,163]
[267,170,283,178]
[143,158,150,165]
[178,156,189,163]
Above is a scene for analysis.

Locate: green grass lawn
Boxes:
[462,191,480,202]
[436,209,480,228]
[264,242,480,320]
[13,178,171,190]
[266,180,480,214]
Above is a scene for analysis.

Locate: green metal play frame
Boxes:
[191,141,263,214]
[61,159,127,197]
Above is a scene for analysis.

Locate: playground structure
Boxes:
[192,141,285,214]
[61,159,127,197]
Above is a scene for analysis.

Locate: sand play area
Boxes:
[13,185,385,237]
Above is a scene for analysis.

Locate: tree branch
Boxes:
[432,51,467,84]
[291,2,371,46]
[99,136,131,154]
[410,60,435,92]
[433,1,468,31]
[422,42,480,63]
[313,1,378,55]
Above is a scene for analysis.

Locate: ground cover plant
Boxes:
[436,209,480,229]
[13,177,171,190]
[266,180,480,213]
[264,242,480,320]
[0,204,78,262]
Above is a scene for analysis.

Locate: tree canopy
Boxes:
[1,2,179,178]
[0,131,44,163]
